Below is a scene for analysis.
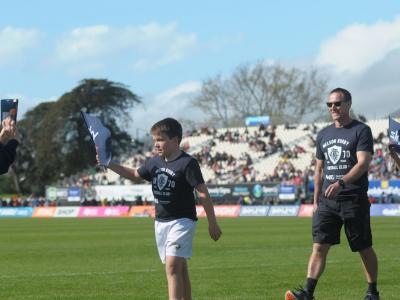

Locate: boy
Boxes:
[99,118,222,300]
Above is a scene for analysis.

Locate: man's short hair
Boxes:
[329,87,352,102]
[151,118,183,143]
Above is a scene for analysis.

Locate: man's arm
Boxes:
[195,183,222,241]
[341,151,372,184]
[313,159,324,211]
[324,151,372,199]
[0,118,19,175]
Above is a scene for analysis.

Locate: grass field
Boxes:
[0,217,398,299]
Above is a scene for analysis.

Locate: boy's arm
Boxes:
[195,183,222,241]
[107,161,143,183]
[96,149,143,183]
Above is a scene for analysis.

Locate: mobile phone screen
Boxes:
[1,99,18,123]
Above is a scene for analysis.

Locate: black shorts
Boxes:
[312,194,372,252]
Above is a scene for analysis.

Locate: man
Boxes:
[0,117,19,174]
[285,88,379,300]
[97,118,222,300]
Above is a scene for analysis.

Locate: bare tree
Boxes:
[192,75,234,127]
[193,62,327,126]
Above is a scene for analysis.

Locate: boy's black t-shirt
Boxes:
[316,120,374,197]
[137,151,204,221]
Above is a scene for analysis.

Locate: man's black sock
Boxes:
[305,278,318,296]
[368,282,378,294]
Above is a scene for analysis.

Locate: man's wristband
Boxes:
[338,179,345,188]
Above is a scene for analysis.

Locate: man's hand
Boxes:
[0,117,18,144]
[324,181,342,199]
[313,202,318,213]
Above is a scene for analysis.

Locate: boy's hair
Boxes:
[329,87,352,102]
[150,118,183,143]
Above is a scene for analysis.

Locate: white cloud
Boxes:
[54,22,198,72]
[316,16,400,73]
[55,25,111,62]
[0,26,41,66]
[130,81,202,132]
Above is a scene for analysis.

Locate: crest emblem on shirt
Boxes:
[327,145,342,164]
[157,173,169,190]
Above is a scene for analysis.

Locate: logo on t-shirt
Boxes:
[327,145,341,164]
[156,173,169,190]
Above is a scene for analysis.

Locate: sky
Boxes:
[1,0,400,135]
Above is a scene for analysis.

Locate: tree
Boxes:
[12,79,141,194]
[193,62,327,126]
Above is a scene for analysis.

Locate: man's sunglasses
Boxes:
[326,101,347,108]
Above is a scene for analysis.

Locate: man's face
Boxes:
[326,92,351,121]
[152,132,178,158]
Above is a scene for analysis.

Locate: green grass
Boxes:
[0,217,398,299]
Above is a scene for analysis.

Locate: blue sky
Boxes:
[1,0,400,132]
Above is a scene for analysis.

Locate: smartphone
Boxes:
[1,99,18,123]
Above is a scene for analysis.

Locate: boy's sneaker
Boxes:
[285,287,314,300]
[364,292,380,300]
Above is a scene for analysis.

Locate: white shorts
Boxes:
[155,218,197,264]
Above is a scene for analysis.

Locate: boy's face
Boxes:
[152,132,179,158]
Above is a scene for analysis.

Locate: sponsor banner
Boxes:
[207,183,279,202]
[78,206,130,218]
[370,204,400,216]
[368,180,400,197]
[94,185,154,202]
[103,206,130,217]
[232,186,250,197]
[196,205,240,217]
[298,204,314,217]
[67,187,81,202]
[56,188,68,199]
[129,205,155,218]
[268,205,299,216]
[46,186,57,201]
[208,186,232,198]
[0,207,33,218]
[245,115,270,126]
[78,207,103,218]
[32,207,57,218]
[54,207,80,218]
[239,206,269,217]
[278,185,296,200]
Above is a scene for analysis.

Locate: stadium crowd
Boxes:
[2,119,399,206]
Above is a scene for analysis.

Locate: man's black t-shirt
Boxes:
[0,139,18,175]
[137,151,204,221]
[316,120,373,197]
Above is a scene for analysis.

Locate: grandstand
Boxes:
[93,118,395,186]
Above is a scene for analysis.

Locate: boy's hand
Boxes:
[208,222,222,241]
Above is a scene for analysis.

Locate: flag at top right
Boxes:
[389,116,400,153]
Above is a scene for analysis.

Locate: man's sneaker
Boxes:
[364,292,380,300]
[285,287,314,300]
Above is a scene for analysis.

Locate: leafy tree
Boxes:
[12,79,141,194]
